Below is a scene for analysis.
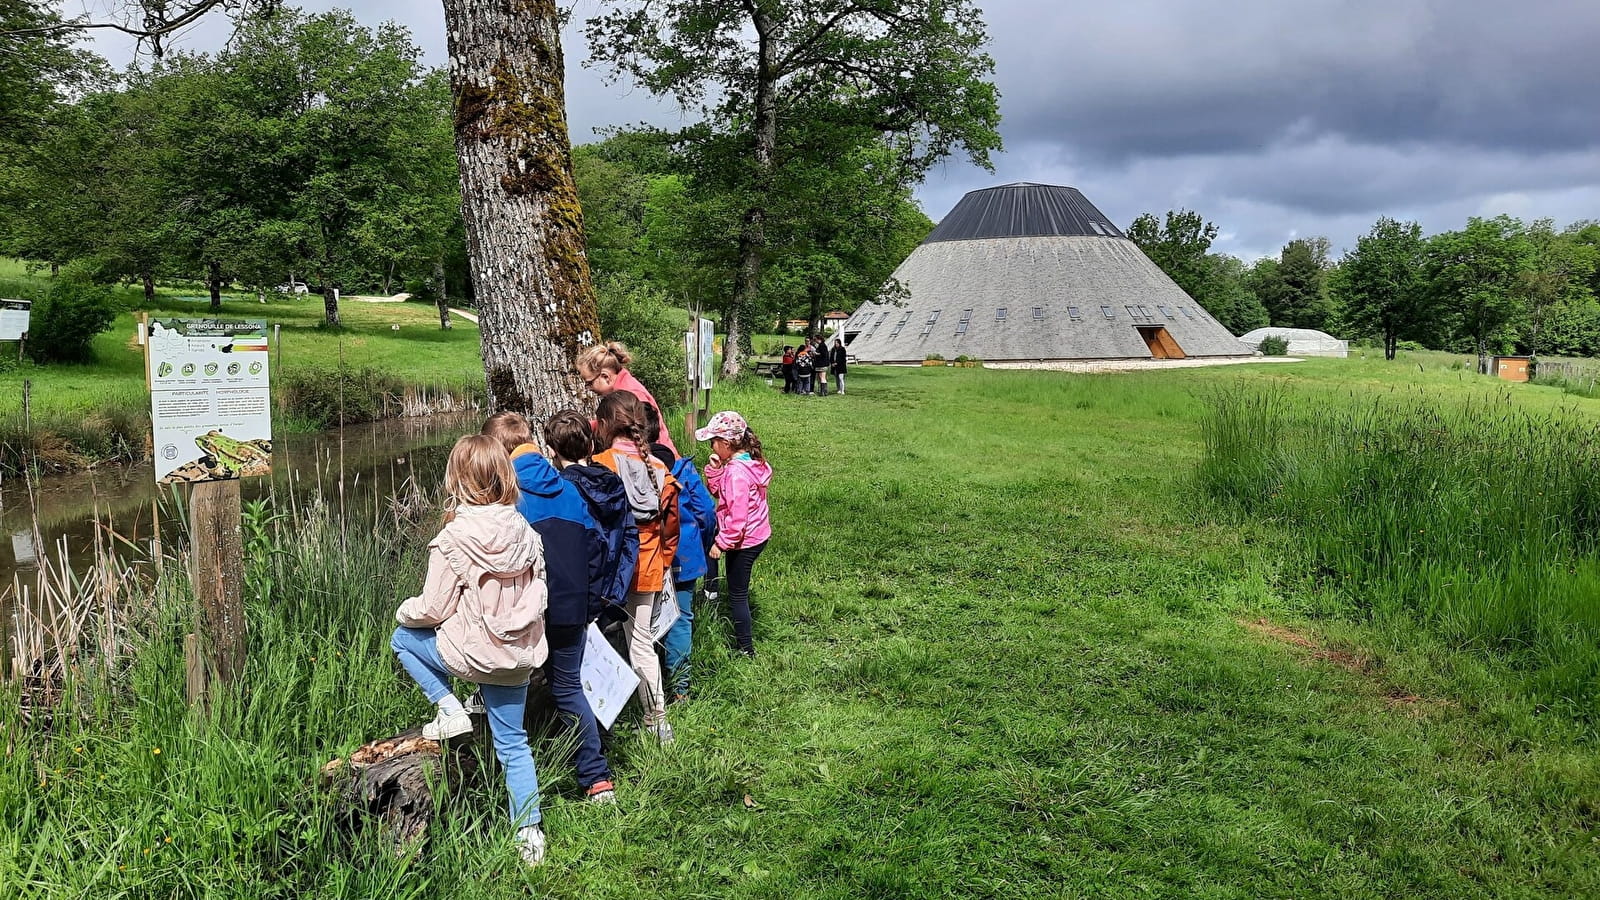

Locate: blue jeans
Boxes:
[663,580,696,696]
[390,626,541,828]
[545,624,611,789]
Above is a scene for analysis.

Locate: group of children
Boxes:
[387,385,772,866]
[780,336,847,396]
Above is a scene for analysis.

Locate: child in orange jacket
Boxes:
[591,390,680,743]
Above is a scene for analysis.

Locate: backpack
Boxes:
[612,453,663,523]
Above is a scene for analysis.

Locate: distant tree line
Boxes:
[1,8,464,328]
[3,1,993,384]
[1129,209,1600,367]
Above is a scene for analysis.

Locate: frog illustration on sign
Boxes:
[194,430,271,478]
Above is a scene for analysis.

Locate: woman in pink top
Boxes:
[576,341,677,454]
[695,410,772,656]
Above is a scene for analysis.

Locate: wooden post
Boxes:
[20,379,29,432]
[189,480,246,700]
[183,632,207,707]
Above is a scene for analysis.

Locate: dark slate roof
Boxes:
[923,183,1126,244]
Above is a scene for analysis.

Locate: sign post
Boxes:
[145,318,272,707]
[1,299,29,363]
[685,311,716,441]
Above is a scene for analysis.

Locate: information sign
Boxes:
[697,317,715,389]
[147,318,272,484]
[0,299,29,341]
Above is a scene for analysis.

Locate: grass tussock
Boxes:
[1200,386,1600,713]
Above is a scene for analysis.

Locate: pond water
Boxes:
[1,414,477,590]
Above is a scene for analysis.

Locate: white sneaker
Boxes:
[644,720,675,745]
[421,709,473,741]
[518,825,546,866]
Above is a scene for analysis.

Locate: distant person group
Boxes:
[780,335,847,395]
[387,341,773,866]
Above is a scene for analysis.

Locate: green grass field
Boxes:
[1,262,484,471]
[5,357,1597,898]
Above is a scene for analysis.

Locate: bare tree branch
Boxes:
[1,2,279,59]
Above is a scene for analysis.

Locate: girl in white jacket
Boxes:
[391,434,550,866]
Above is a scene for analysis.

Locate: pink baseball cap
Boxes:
[694,410,749,443]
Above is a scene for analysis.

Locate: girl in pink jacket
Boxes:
[695,411,773,656]
[391,434,550,866]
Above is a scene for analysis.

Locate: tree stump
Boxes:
[321,727,482,850]
[321,670,557,849]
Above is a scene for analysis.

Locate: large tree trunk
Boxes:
[1384,329,1397,361]
[322,285,341,327]
[434,258,452,331]
[443,0,599,417]
[142,270,156,305]
[207,259,223,312]
[721,10,778,379]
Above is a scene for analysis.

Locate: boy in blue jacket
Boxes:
[484,411,618,802]
[641,405,717,701]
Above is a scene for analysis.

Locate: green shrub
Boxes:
[595,272,685,403]
[1396,340,1426,352]
[275,366,406,428]
[28,281,119,363]
[925,352,944,362]
[1258,335,1289,356]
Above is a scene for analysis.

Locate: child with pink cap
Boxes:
[694,411,773,656]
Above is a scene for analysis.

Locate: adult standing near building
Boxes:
[829,337,848,395]
[576,341,678,454]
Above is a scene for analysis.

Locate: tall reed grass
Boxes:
[1199,387,1600,714]
[0,485,512,896]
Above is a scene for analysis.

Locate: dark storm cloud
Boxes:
[71,0,1600,260]
[990,0,1600,162]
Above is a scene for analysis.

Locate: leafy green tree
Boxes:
[1126,210,1264,334]
[1518,220,1597,369]
[13,1,608,416]
[1199,254,1270,335]
[1127,210,1217,299]
[1262,238,1336,330]
[1426,216,1532,372]
[1333,218,1428,359]
[0,1,104,255]
[573,144,653,279]
[587,0,1001,375]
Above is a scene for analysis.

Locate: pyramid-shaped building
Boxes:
[842,183,1249,363]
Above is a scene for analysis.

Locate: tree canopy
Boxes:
[586,0,1000,373]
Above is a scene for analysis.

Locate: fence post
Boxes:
[188,480,246,707]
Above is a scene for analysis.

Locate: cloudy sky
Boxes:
[68,0,1600,259]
